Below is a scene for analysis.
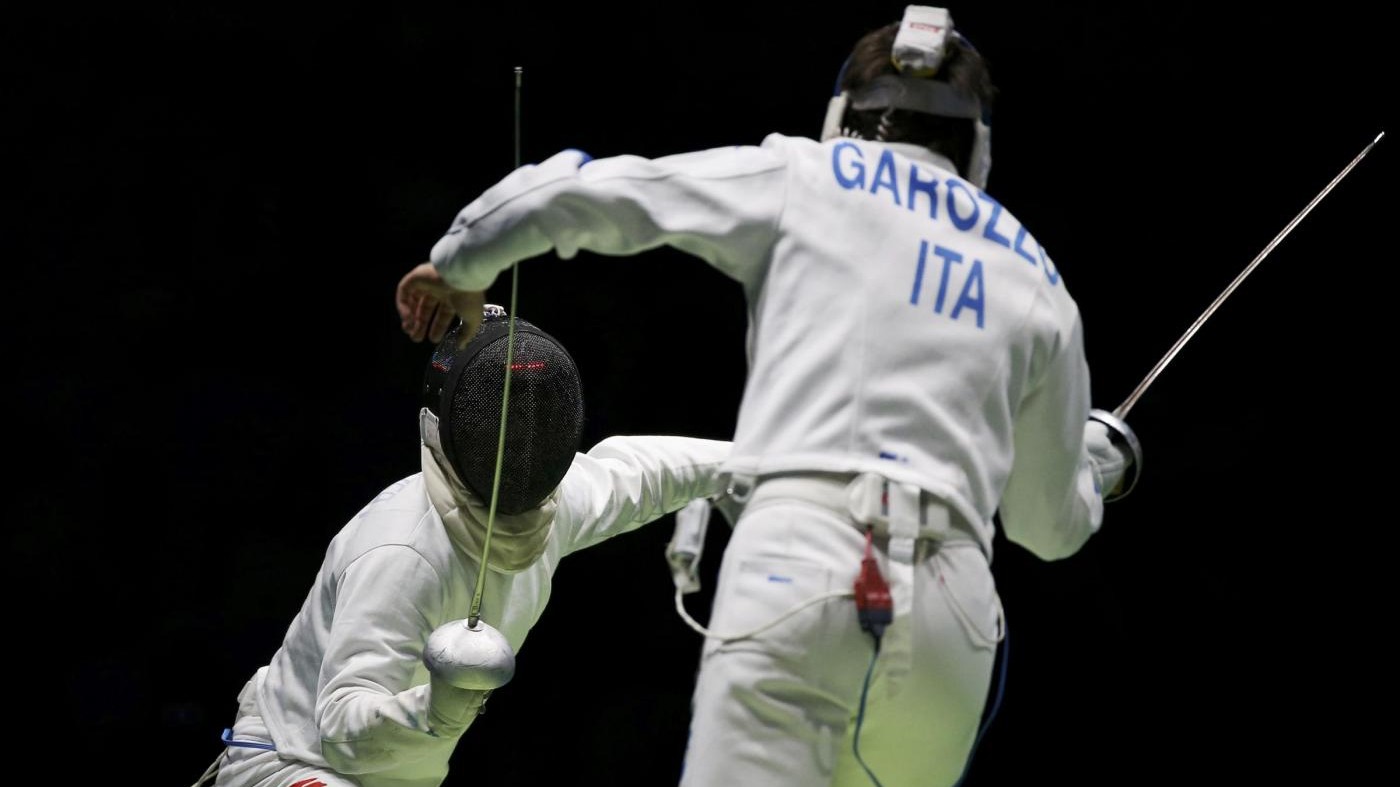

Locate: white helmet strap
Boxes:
[820,5,992,189]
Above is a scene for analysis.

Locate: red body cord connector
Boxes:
[854,527,892,640]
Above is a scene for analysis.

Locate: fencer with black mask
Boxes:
[195,307,733,787]
[394,6,1141,785]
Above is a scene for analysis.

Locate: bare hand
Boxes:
[396,262,486,346]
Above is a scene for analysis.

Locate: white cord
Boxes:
[189,749,224,787]
[674,586,855,644]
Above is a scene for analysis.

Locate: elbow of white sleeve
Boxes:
[1004,473,1103,562]
[1013,525,1094,562]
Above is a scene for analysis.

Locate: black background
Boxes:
[8,3,1394,784]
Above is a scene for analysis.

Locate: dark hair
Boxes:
[838,22,997,176]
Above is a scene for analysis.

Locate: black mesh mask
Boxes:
[423,309,585,515]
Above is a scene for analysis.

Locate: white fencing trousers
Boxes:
[680,473,1003,787]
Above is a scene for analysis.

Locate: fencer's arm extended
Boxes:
[427,145,788,292]
[311,545,485,774]
[554,435,733,555]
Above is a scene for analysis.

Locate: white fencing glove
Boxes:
[1087,409,1142,502]
[422,617,514,736]
[427,676,491,738]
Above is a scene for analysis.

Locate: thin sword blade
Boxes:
[1113,131,1385,420]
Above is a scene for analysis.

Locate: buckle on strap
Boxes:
[845,473,951,539]
[724,472,756,504]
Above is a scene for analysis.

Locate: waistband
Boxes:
[732,471,981,548]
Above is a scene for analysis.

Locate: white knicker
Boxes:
[680,472,1003,787]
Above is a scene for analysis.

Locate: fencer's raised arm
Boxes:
[427,146,787,292]
[552,434,733,556]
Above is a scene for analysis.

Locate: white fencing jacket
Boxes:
[430,132,1104,561]
[249,432,731,784]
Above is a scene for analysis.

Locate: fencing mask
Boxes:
[422,305,585,515]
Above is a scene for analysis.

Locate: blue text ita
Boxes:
[830,141,1061,330]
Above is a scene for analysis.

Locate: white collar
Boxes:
[418,408,557,573]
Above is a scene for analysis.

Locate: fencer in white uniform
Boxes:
[197,311,732,787]
[397,7,1140,786]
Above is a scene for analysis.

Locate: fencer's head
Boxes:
[421,307,585,514]
[821,6,997,187]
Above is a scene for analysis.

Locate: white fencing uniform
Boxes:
[210,433,731,787]
[428,133,1112,786]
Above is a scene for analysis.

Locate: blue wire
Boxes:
[221,727,276,751]
[852,637,886,787]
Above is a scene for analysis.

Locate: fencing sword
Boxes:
[1087,131,1384,501]
[423,67,526,693]
[1112,131,1385,421]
